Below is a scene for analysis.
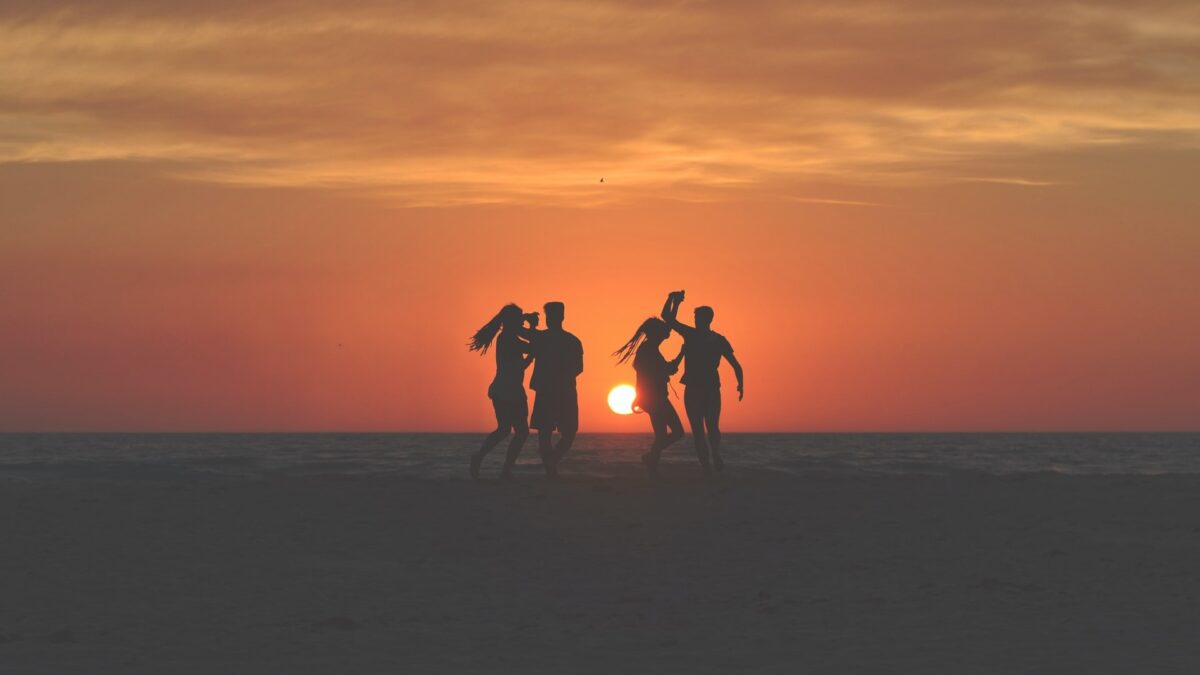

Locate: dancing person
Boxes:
[527,301,583,477]
[613,317,685,478]
[661,290,743,473]
[467,303,538,479]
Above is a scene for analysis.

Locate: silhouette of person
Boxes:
[661,290,743,473]
[526,301,584,477]
[467,303,539,479]
[613,317,684,478]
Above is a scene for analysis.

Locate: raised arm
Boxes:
[515,312,540,341]
[660,291,696,338]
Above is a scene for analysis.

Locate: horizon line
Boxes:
[2,429,1197,435]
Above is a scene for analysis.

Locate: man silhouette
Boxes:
[662,290,743,473]
[527,301,584,476]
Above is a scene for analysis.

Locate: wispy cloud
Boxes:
[2,0,1198,204]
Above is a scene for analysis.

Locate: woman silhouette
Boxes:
[613,318,685,478]
[467,304,537,479]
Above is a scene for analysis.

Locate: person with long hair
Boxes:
[613,317,685,478]
[467,303,538,479]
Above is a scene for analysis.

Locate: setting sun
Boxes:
[607,385,637,416]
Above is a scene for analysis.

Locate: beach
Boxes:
[2,464,1198,673]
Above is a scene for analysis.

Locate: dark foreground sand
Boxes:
[2,466,1199,673]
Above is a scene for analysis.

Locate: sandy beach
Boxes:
[2,466,1199,673]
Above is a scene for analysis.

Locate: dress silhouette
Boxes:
[613,317,684,478]
[467,304,538,479]
[525,301,584,477]
[661,290,744,472]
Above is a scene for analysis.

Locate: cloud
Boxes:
[1,0,1198,204]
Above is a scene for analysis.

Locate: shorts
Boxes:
[683,385,722,420]
[530,389,579,432]
[635,393,670,415]
[491,393,529,430]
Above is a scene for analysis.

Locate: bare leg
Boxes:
[662,401,685,451]
[472,427,509,479]
[500,424,529,478]
[684,387,711,472]
[553,428,576,467]
[643,409,668,478]
[707,393,724,472]
[538,428,557,477]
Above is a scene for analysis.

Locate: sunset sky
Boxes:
[2,0,1198,431]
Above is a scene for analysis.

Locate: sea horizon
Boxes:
[4,432,1199,482]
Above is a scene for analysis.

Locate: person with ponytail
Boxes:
[613,317,685,478]
[467,303,538,479]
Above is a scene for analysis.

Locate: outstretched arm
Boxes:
[725,351,744,401]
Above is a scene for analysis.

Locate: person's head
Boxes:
[612,317,670,364]
[467,302,523,354]
[694,305,714,330]
[544,301,565,329]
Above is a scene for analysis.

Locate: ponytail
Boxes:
[612,317,663,364]
[468,303,521,354]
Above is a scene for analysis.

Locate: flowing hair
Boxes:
[468,303,522,354]
[612,317,667,365]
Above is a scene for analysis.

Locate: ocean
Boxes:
[1,432,1198,481]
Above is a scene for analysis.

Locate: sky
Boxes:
[1,0,1198,432]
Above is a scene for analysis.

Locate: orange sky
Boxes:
[2,1,1198,431]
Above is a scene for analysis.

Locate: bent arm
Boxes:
[520,338,535,368]
[667,347,684,375]
[515,336,534,355]
[516,312,540,341]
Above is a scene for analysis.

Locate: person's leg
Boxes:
[472,400,510,479]
[538,428,556,477]
[642,407,668,478]
[684,388,711,472]
[551,390,579,467]
[501,398,530,478]
[554,426,576,466]
[662,400,685,450]
[531,392,557,477]
[706,389,724,471]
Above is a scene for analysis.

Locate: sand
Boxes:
[2,466,1199,673]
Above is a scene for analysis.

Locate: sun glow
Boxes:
[607,384,637,415]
